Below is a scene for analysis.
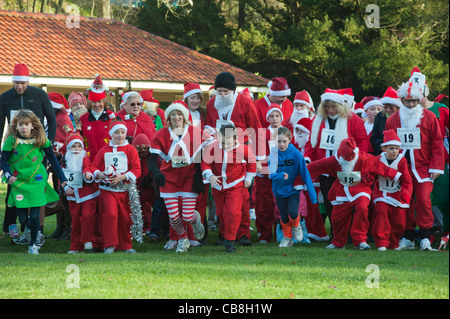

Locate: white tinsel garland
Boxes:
[124,182,144,244]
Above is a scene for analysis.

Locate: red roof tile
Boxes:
[0,10,268,87]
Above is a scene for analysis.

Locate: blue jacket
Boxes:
[268,143,317,203]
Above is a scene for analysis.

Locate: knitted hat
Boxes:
[293,90,314,111]
[67,92,86,108]
[380,87,402,108]
[294,117,312,133]
[48,92,69,110]
[165,100,189,121]
[183,82,203,100]
[132,133,151,147]
[337,137,359,161]
[321,88,345,105]
[65,132,84,150]
[267,77,291,97]
[381,129,402,147]
[12,63,30,82]
[266,103,284,122]
[361,96,382,111]
[108,119,127,137]
[214,72,236,91]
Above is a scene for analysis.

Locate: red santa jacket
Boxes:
[204,93,264,160]
[116,109,156,142]
[79,109,116,158]
[150,124,211,197]
[254,95,294,129]
[307,151,401,204]
[54,110,75,151]
[385,108,445,182]
[372,152,413,208]
[91,141,141,193]
[304,113,369,163]
[63,152,100,203]
[201,139,256,191]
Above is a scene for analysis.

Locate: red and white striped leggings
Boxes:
[164,197,198,238]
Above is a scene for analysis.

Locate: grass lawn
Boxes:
[0,184,448,300]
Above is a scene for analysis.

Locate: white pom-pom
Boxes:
[267,81,273,89]
[353,147,359,154]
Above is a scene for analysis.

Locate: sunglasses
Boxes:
[129,102,142,107]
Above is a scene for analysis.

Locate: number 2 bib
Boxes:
[397,128,421,150]
[104,152,128,173]
[337,171,361,187]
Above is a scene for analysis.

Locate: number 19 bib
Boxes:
[104,152,128,173]
[397,128,421,150]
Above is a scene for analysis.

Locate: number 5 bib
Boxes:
[104,152,128,173]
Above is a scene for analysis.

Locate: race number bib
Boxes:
[319,129,337,150]
[62,169,83,188]
[104,152,128,173]
[216,119,234,132]
[171,155,189,168]
[337,171,361,187]
[378,176,400,193]
[397,128,421,150]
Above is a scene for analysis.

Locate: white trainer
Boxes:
[419,238,433,251]
[84,242,93,250]
[28,244,40,255]
[398,238,415,250]
[176,238,190,253]
[292,224,304,242]
[355,242,371,250]
[377,247,387,252]
[191,210,205,240]
[279,237,293,248]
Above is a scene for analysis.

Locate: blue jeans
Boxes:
[275,193,300,224]
[17,207,40,246]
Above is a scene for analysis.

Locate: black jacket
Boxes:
[370,111,388,156]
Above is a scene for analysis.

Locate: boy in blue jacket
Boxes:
[269,127,317,247]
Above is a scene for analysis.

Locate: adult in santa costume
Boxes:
[149,101,211,252]
[385,71,445,251]
[116,91,156,143]
[201,124,257,252]
[61,132,100,253]
[370,87,402,156]
[204,72,263,246]
[307,137,402,249]
[304,88,369,239]
[91,119,141,253]
[140,89,166,129]
[79,74,117,159]
[255,77,294,129]
[371,129,413,251]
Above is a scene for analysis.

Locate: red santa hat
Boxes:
[293,90,314,111]
[183,82,203,100]
[239,88,254,100]
[48,92,69,110]
[266,103,284,122]
[381,129,402,147]
[341,88,355,107]
[12,63,30,82]
[65,132,84,150]
[209,85,216,97]
[380,87,402,108]
[294,117,312,134]
[361,96,382,111]
[87,74,114,102]
[165,100,189,121]
[132,133,151,147]
[353,102,364,115]
[108,119,127,137]
[67,92,86,108]
[320,88,346,105]
[268,77,291,97]
[337,137,359,161]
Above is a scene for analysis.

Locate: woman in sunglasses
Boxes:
[116,91,156,144]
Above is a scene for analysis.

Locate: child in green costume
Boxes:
[1,110,69,254]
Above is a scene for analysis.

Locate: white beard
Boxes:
[214,92,235,119]
[290,109,309,126]
[338,153,359,173]
[65,150,86,172]
[294,132,309,149]
[399,104,423,129]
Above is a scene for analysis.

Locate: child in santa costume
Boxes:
[307,137,402,250]
[201,124,256,252]
[91,119,141,253]
[268,127,317,247]
[149,101,210,252]
[254,104,284,243]
[283,90,315,134]
[371,129,413,251]
[61,132,100,253]
[361,96,383,154]
[385,72,445,251]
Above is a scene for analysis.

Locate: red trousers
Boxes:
[372,201,406,249]
[304,189,328,240]
[255,176,276,241]
[406,168,434,231]
[237,187,251,240]
[213,185,244,241]
[69,198,98,251]
[139,187,154,233]
[331,197,370,247]
[99,190,133,250]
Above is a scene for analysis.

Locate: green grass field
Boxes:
[0,184,448,300]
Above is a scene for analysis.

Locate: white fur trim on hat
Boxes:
[165,102,189,121]
[381,140,402,147]
[12,75,30,82]
[266,107,284,122]
[50,101,64,109]
[67,138,84,150]
[320,92,345,105]
[364,99,383,111]
[294,124,310,133]
[380,97,402,108]
[398,81,424,100]
[183,88,202,100]
[109,123,127,137]
[269,88,291,96]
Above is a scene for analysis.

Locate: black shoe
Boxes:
[56,229,71,241]
[224,239,236,253]
[237,235,252,246]
[87,247,103,254]
[46,226,64,239]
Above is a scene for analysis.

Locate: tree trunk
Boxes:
[101,0,111,19]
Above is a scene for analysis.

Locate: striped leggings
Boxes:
[164,197,198,238]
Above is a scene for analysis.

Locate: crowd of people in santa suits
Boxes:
[3,66,449,254]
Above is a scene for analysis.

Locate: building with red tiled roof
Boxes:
[0,10,269,109]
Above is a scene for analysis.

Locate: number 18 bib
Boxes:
[337,171,361,187]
